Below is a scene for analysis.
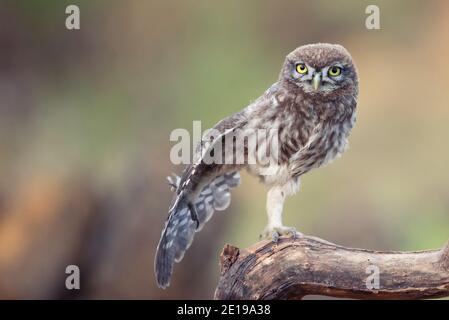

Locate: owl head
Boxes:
[280,43,358,99]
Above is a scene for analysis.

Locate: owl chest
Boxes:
[297,121,352,173]
[277,117,317,163]
[316,126,349,165]
[246,125,348,185]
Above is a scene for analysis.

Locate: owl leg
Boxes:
[260,180,302,242]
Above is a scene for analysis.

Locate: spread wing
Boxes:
[155,83,283,288]
[154,110,248,289]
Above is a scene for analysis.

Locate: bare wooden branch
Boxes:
[214,235,449,300]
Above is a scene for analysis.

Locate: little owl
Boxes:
[155,43,359,288]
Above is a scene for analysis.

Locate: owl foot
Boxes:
[259,226,303,243]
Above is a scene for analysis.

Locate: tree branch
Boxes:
[214,236,449,300]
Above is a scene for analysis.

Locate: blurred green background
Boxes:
[0,0,448,299]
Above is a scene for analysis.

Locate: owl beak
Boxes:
[312,73,321,91]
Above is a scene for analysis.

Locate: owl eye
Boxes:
[328,66,342,77]
[295,63,308,75]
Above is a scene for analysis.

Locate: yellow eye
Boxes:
[328,66,342,77]
[295,63,308,74]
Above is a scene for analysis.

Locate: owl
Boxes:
[155,43,359,288]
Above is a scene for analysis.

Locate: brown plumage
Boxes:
[155,43,359,288]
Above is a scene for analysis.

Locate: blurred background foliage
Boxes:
[0,0,448,299]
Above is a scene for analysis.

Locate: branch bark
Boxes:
[214,236,449,300]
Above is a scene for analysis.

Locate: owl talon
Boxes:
[272,231,280,243]
[259,226,303,242]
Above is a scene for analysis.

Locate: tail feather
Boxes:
[154,171,240,288]
[155,204,196,288]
